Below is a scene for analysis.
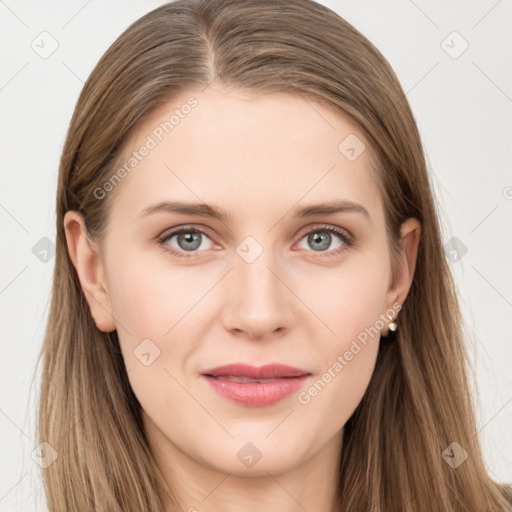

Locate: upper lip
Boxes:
[202,363,310,379]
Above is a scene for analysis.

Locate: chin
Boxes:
[196,435,309,477]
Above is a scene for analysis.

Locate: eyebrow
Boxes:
[139,199,370,221]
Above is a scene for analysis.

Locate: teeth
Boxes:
[215,376,281,383]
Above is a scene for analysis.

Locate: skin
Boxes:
[64,85,421,512]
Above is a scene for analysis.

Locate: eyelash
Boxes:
[157,224,354,259]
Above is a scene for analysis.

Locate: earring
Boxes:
[388,314,398,332]
[382,313,398,337]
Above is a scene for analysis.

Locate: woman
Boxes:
[35,0,512,510]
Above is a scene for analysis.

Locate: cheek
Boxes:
[105,250,223,390]
[106,255,197,414]
[297,304,381,436]
[295,259,388,419]
[297,343,378,445]
[106,248,211,338]
[304,256,390,343]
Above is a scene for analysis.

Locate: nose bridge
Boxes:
[221,234,293,338]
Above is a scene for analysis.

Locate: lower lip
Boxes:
[202,375,310,407]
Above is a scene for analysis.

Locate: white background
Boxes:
[1,0,511,510]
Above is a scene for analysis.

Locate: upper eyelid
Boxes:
[159,224,215,242]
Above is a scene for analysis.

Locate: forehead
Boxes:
[106,87,383,225]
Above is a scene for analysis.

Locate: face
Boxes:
[66,86,419,482]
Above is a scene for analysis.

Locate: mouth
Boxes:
[200,363,311,407]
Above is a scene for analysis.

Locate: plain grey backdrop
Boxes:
[1,0,511,510]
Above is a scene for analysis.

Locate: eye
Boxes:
[157,224,354,259]
[158,226,215,258]
[296,225,353,256]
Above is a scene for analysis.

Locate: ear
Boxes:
[382,217,421,333]
[63,211,116,333]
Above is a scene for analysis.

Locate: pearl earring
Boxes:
[388,314,398,332]
[382,312,398,337]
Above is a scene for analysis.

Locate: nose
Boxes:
[220,246,295,341]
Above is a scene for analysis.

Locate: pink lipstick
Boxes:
[201,363,311,407]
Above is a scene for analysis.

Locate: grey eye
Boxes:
[164,229,214,253]
[298,230,345,252]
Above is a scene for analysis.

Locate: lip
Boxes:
[201,363,311,407]
[202,363,309,379]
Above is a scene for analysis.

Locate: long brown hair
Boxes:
[35,0,512,510]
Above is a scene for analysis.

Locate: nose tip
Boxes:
[220,255,293,341]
